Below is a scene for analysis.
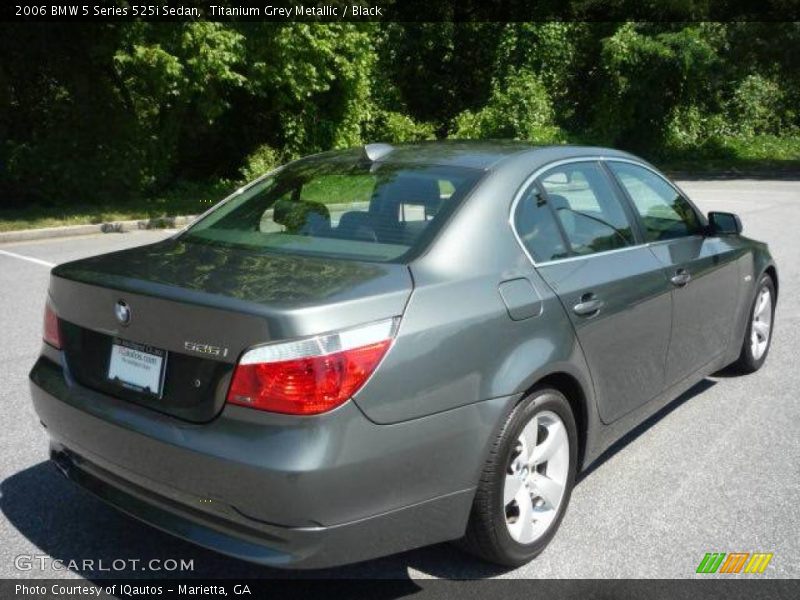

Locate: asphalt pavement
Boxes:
[0,179,798,580]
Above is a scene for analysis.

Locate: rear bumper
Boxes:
[48,442,471,569]
[30,353,513,568]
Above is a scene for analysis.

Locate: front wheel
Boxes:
[459,388,577,567]
[732,274,776,373]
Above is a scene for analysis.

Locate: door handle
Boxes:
[573,294,604,317]
[670,269,692,287]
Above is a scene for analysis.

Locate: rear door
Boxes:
[517,160,673,424]
[606,161,741,385]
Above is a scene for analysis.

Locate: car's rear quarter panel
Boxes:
[353,164,597,429]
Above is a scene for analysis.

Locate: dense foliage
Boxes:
[1,22,798,209]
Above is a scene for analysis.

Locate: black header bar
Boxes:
[4,0,800,23]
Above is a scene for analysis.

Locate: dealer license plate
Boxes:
[107,338,167,397]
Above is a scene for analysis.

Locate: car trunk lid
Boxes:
[49,238,412,422]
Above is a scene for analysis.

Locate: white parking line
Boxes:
[0,249,56,268]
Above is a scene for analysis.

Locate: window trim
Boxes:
[535,159,643,258]
[509,156,706,268]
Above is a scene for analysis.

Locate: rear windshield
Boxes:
[181,160,483,262]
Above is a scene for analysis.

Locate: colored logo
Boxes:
[696,552,773,574]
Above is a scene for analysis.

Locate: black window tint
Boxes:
[514,186,569,262]
[539,162,635,256]
[609,162,702,242]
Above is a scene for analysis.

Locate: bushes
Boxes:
[367,111,436,143]
[0,23,378,207]
[112,23,247,191]
[664,74,796,159]
[1,22,799,210]
[728,75,788,137]
[493,22,587,123]
[244,23,377,155]
[592,24,720,151]
[238,145,286,183]
[451,69,562,142]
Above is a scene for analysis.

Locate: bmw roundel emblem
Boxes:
[115,300,131,326]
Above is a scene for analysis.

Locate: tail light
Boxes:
[43,301,61,349]
[227,318,399,415]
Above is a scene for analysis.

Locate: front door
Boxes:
[607,161,741,385]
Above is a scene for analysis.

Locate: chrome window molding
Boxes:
[508,156,703,268]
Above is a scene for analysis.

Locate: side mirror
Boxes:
[708,211,742,235]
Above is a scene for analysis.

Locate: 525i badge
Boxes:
[184,341,229,358]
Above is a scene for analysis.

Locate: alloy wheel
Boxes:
[504,410,570,544]
[751,286,773,360]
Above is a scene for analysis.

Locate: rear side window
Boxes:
[608,162,703,242]
[539,162,635,256]
[183,162,482,262]
[514,186,569,262]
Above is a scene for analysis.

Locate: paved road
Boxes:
[0,179,798,580]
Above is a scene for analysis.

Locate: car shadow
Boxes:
[577,378,716,482]
[709,364,748,378]
[2,378,719,585]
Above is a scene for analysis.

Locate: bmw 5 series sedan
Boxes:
[30,142,777,568]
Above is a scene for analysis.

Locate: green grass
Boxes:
[0,180,233,232]
[723,134,800,161]
[661,134,800,174]
[300,174,376,205]
[299,174,457,206]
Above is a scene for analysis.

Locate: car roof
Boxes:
[296,141,644,172]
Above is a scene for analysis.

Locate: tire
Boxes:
[731,274,776,374]
[459,387,577,567]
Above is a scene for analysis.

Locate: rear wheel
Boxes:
[460,388,577,567]
[732,274,776,373]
